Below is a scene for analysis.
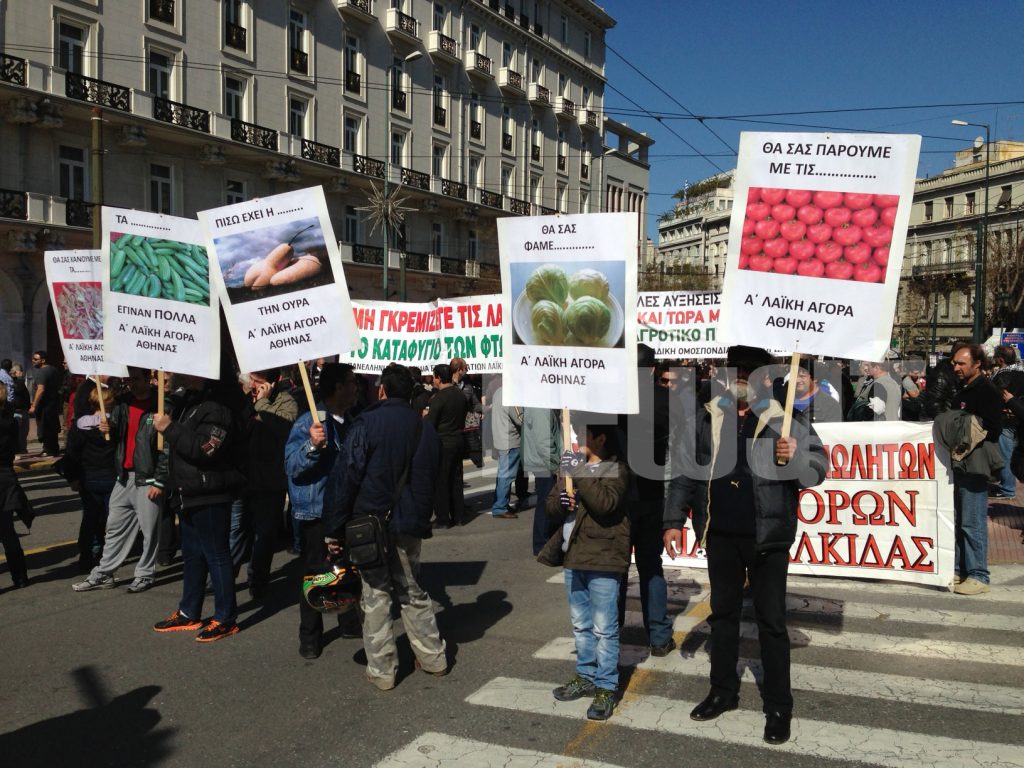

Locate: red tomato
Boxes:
[742,218,756,236]
[789,239,816,261]
[874,194,900,208]
[738,253,750,269]
[749,255,774,272]
[773,257,798,275]
[785,189,813,207]
[760,188,787,205]
[844,242,872,264]
[872,247,889,267]
[797,205,823,225]
[763,238,789,259]
[832,224,863,247]
[780,220,807,242]
[746,201,771,221]
[880,206,898,228]
[816,241,843,263]
[853,262,883,282]
[851,207,879,228]
[741,236,764,255]
[771,203,796,223]
[797,258,825,277]
[824,207,852,227]
[844,192,874,210]
[747,187,763,203]
[806,223,833,244]
[861,225,893,248]
[813,191,844,209]
[825,260,854,280]
[754,219,780,240]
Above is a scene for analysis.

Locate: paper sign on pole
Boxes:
[101,209,219,378]
[498,212,638,414]
[637,291,726,358]
[719,132,921,361]
[44,250,127,377]
[665,422,955,587]
[198,186,358,373]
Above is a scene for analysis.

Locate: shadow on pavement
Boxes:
[0,666,174,768]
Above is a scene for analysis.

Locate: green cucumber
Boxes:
[110,249,126,279]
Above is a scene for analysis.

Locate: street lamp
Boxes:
[951,119,991,342]
[384,49,423,300]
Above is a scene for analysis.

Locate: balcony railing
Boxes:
[1,54,27,86]
[345,70,361,94]
[581,163,589,180]
[519,13,530,29]
[489,0,500,10]
[499,68,523,91]
[290,48,308,74]
[66,73,131,112]
[533,22,543,36]
[504,4,515,20]
[0,189,27,220]
[154,97,211,133]
[480,262,500,280]
[392,89,407,111]
[502,133,513,151]
[434,105,447,126]
[353,243,384,265]
[401,167,430,190]
[353,154,385,178]
[66,199,93,228]
[531,145,541,162]
[225,21,247,51]
[557,97,576,118]
[230,118,278,150]
[529,83,550,105]
[466,51,492,77]
[911,260,974,277]
[440,256,464,275]
[149,0,175,24]
[470,120,481,139]
[537,205,556,216]
[580,109,598,128]
[302,139,341,167]
[337,0,371,16]
[557,154,566,171]
[404,251,429,271]
[480,190,502,208]
[442,178,467,199]
[509,197,530,215]
[431,31,457,57]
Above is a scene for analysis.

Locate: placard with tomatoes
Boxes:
[738,187,898,283]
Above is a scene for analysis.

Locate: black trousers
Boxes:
[36,403,60,455]
[247,490,287,591]
[706,531,792,715]
[433,439,464,526]
[156,497,178,563]
[0,511,27,583]
[299,518,327,645]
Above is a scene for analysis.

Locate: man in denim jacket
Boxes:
[285,363,360,660]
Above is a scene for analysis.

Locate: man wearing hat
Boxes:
[663,345,827,745]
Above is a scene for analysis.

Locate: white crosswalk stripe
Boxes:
[373,733,627,768]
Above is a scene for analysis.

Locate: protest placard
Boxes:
[198,186,358,373]
[637,291,726,358]
[665,421,955,587]
[498,212,638,414]
[101,209,219,378]
[44,250,126,378]
[718,132,921,362]
[349,295,503,375]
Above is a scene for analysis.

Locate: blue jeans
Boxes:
[618,502,672,648]
[565,568,621,692]
[179,503,237,624]
[491,447,521,515]
[953,472,989,584]
[997,427,1018,497]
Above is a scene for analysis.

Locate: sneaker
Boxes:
[299,642,321,660]
[953,577,990,595]
[153,609,203,632]
[72,573,116,592]
[586,688,618,721]
[195,620,240,643]
[414,658,449,677]
[650,638,677,658]
[553,675,597,702]
[126,577,154,594]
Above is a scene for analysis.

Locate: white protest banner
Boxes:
[718,132,921,361]
[665,421,955,587]
[101,209,219,377]
[637,291,726,359]
[349,295,504,375]
[499,212,638,414]
[44,250,127,377]
[198,186,358,373]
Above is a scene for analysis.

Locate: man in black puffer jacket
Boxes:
[663,346,827,747]
[152,374,244,643]
[921,342,965,419]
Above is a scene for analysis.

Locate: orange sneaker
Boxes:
[153,610,203,633]
[195,620,240,643]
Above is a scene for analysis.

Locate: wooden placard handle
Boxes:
[94,375,110,442]
[297,361,321,426]
[777,352,801,465]
[156,370,164,450]
[561,407,574,495]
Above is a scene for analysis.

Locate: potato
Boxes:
[268,255,322,286]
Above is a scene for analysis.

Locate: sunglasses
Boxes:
[659,377,679,385]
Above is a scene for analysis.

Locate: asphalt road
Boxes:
[2,462,1024,768]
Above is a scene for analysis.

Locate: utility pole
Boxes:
[90,107,104,249]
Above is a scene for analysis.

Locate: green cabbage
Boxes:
[525,264,569,305]
[565,296,611,345]
[568,268,610,302]
[530,300,566,345]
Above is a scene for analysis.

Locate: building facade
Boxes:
[0,0,624,366]
[655,171,734,289]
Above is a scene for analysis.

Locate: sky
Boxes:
[596,0,1024,240]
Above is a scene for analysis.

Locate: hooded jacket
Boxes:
[933,409,1005,480]
[109,388,167,488]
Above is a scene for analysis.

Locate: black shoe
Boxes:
[763,711,791,745]
[12,576,29,589]
[248,584,266,601]
[690,691,739,721]
[586,688,617,721]
[553,675,597,702]
[299,642,321,660]
[650,638,677,657]
[156,556,173,567]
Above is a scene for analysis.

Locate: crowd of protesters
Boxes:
[1,339,1021,740]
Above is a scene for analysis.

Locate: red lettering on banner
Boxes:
[791,532,817,564]
[820,533,849,566]
[918,443,935,480]
[851,491,885,525]
[883,536,911,569]
[825,489,848,524]
[898,443,917,479]
[486,302,503,327]
[440,306,454,329]
[797,489,825,525]
[888,490,918,527]
[858,535,885,567]
[910,536,935,571]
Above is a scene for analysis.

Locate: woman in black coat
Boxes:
[0,383,29,587]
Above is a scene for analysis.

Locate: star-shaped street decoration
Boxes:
[355,180,418,238]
